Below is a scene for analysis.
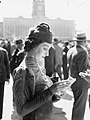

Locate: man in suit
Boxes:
[10,39,25,74]
[67,32,89,120]
[0,47,10,120]
[45,46,56,78]
[62,42,69,80]
[53,38,63,80]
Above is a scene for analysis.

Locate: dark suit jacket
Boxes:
[67,45,89,90]
[45,47,56,77]
[0,47,10,82]
[10,49,25,74]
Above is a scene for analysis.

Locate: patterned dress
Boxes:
[11,55,67,120]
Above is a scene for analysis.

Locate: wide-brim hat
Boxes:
[75,32,87,41]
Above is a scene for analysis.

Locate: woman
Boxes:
[12,23,69,120]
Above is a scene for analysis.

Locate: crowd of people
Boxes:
[0,22,90,120]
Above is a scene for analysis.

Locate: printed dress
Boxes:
[11,56,67,120]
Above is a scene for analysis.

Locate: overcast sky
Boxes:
[0,0,90,37]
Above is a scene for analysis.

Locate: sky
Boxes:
[0,0,90,37]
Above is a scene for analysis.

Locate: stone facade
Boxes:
[2,0,75,41]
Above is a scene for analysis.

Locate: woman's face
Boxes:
[35,42,52,60]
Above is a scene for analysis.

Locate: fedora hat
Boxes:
[75,32,87,41]
[15,39,23,45]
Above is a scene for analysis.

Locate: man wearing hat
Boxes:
[67,32,89,120]
[10,39,25,74]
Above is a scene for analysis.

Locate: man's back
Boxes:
[54,44,63,67]
[45,47,56,77]
[53,44,63,79]
[67,45,88,89]
[0,47,10,82]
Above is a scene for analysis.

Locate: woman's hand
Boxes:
[49,76,76,94]
[49,81,69,94]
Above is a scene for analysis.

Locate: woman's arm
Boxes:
[14,67,70,117]
[18,88,53,117]
[14,68,53,117]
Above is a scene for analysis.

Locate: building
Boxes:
[2,0,75,41]
[0,22,3,38]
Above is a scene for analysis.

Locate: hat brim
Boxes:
[73,37,87,41]
[76,39,86,41]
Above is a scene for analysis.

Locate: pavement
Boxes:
[2,77,90,120]
[53,90,90,120]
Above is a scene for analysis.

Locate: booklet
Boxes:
[54,76,76,98]
[57,76,76,91]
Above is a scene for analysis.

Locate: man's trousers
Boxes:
[71,88,88,120]
[0,82,5,119]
